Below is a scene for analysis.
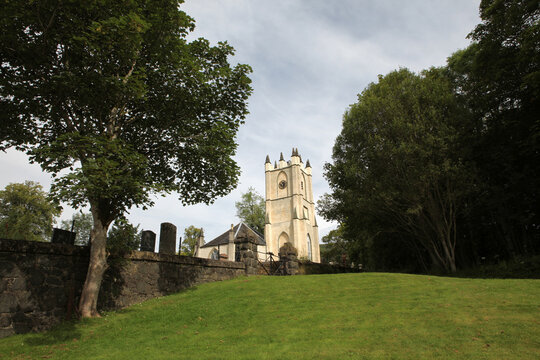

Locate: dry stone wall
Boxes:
[0,238,245,338]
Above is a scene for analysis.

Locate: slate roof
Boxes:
[200,222,265,248]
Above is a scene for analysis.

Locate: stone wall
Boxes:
[0,239,89,338]
[0,238,246,338]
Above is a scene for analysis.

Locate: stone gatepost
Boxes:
[159,223,177,255]
[140,230,156,252]
[235,236,259,275]
[279,242,299,275]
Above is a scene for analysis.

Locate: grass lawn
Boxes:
[0,273,539,359]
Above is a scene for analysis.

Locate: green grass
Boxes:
[1,273,539,359]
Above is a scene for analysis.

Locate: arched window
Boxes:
[210,248,219,260]
[307,234,312,261]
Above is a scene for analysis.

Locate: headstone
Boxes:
[51,228,76,245]
[140,230,156,252]
[159,223,176,255]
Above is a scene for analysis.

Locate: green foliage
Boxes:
[0,181,61,241]
[1,274,539,359]
[320,226,348,265]
[180,225,201,256]
[318,1,540,274]
[447,0,540,259]
[320,68,473,273]
[107,218,141,255]
[61,212,93,245]
[235,187,265,234]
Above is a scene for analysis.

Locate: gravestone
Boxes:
[159,223,176,255]
[51,228,76,245]
[140,230,156,252]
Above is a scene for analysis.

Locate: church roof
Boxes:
[200,222,265,248]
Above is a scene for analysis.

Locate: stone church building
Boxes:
[194,149,320,263]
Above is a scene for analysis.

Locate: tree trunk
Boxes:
[79,205,110,318]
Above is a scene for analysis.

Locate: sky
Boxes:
[0,0,481,248]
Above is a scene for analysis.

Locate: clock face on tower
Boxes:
[278,180,287,189]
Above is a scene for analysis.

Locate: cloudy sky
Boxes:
[1,0,481,246]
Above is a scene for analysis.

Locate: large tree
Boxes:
[320,68,473,273]
[447,0,540,257]
[0,0,252,317]
[0,181,61,242]
[235,187,265,234]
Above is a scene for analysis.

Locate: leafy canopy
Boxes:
[0,181,61,241]
[447,0,540,251]
[319,68,473,273]
[235,187,265,234]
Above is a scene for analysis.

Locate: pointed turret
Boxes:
[291,147,300,164]
[305,158,312,175]
[278,152,286,167]
[265,155,273,170]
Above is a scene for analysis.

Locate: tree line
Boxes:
[0,180,214,258]
[318,0,539,274]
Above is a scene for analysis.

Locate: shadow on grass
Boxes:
[23,319,83,347]
[16,284,203,350]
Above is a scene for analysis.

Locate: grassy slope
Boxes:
[1,273,539,360]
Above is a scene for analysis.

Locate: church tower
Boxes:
[264,149,320,262]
